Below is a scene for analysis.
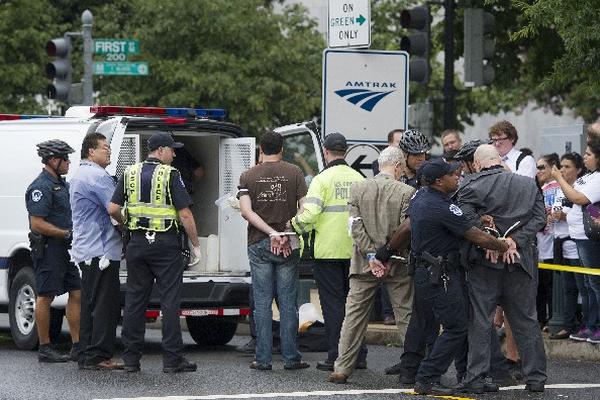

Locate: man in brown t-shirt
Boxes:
[238,131,309,371]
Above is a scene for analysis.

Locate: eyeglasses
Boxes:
[490,136,509,144]
[536,165,546,170]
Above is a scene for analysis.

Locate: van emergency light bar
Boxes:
[0,114,59,121]
[89,105,227,120]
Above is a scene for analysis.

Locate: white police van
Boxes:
[0,106,323,350]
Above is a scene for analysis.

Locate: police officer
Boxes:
[108,132,202,373]
[398,129,430,187]
[26,139,81,363]
[290,132,365,371]
[376,158,510,395]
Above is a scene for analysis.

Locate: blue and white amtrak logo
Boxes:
[335,81,397,112]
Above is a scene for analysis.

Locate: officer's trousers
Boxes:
[313,260,367,363]
[79,258,120,366]
[334,267,413,376]
[122,232,185,367]
[466,264,547,385]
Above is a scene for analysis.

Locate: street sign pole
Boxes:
[81,10,93,105]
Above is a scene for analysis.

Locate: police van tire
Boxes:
[186,316,238,346]
[8,267,39,350]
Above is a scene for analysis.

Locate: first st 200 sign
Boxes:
[328,0,371,48]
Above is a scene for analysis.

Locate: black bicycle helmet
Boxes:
[36,139,75,162]
[453,139,491,162]
[399,129,430,154]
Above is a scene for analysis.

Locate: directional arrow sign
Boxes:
[345,144,381,178]
[328,0,371,48]
[93,61,149,76]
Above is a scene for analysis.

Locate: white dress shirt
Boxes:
[502,147,536,178]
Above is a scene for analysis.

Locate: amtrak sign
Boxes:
[322,49,409,143]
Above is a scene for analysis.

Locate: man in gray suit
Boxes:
[455,144,547,393]
[327,147,415,384]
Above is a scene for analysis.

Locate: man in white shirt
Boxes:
[488,120,536,178]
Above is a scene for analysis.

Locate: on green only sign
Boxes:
[94,39,140,55]
[93,62,149,76]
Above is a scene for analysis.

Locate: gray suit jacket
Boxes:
[348,174,415,277]
[455,167,546,277]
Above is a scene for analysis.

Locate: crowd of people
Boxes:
[25,119,600,394]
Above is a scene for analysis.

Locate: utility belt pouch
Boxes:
[28,231,45,259]
[427,263,442,285]
[407,254,416,276]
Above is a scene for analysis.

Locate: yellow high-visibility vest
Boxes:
[125,162,178,232]
[292,163,364,259]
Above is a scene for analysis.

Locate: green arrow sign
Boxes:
[94,39,140,55]
[93,62,149,76]
[356,14,366,25]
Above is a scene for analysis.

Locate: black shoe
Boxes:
[398,373,416,385]
[124,364,141,373]
[69,342,81,362]
[457,377,499,394]
[235,338,256,354]
[385,362,403,375]
[249,361,272,370]
[355,360,367,370]
[163,358,197,373]
[284,361,310,370]
[316,360,334,371]
[525,382,545,392]
[414,381,455,396]
[38,344,70,363]
[507,359,524,381]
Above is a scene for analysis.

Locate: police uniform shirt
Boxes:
[111,158,193,217]
[408,186,473,257]
[25,169,72,230]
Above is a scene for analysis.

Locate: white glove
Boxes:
[188,245,202,267]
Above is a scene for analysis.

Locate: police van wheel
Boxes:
[8,267,39,350]
[186,316,238,346]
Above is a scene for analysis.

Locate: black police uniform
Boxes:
[25,169,81,296]
[111,158,192,369]
[405,186,473,385]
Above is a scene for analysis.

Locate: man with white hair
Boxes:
[455,144,547,393]
[327,147,415,384]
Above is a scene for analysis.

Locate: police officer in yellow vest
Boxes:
[108,132,201,373]
[290,132,365,371]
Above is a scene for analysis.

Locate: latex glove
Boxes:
[188,245,202,267]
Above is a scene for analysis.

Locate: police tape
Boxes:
[538,262,600,276]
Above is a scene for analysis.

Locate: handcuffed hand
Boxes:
[375,244,394,263]
[501,237,520,264]
[188,245,202,267]
[370,258,390,278]
[485,249,500,263]
[270,234,292,257]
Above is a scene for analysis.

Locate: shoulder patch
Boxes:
[31,189,43,202]
[449,204,463,216]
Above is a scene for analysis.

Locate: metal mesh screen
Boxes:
[115,135,138,179]
[220,140,254,196]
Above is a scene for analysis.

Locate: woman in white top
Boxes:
[552,139,600,344]
[548,153,584,339]
[535,153,561,328]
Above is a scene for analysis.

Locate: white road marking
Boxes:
[94,383,600,400]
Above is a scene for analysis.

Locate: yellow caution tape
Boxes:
[538,262,600,276]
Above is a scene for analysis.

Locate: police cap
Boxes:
[148,132,184,151]
[417,158,461,184]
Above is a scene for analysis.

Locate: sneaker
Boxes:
[235,338,256,354]
[586,329,600,344]
[38,344,70,363]
[284,361,310,370]
[69,342,81,362]
[163,358,197,373]
[570,327,593,342]
[249,361,272,371]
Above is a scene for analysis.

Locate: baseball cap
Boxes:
[323,132,348,152]
[416,158,461,183]
[147,132,184,151]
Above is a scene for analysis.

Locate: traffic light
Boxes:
[399,5,431,84]
[45,37,72,101]
[464,8,495,86]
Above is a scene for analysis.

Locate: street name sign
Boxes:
[322,49,409,143]
[93,61,149,76]
[94,39,140,55]
[328,0,371,48]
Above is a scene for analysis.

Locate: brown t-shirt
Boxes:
[238,160,308,244]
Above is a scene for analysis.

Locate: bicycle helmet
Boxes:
[36,139,75,163]
[453,139,491,162]
[399,129,430,154]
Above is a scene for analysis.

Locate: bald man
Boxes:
[455,144,548,393]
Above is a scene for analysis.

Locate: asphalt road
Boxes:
[1,315,599,400]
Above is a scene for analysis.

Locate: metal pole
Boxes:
[443,0,456,129]
[81,10,93,105]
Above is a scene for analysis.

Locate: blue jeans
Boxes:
[248,238,301,365]
[575,240,600,329]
